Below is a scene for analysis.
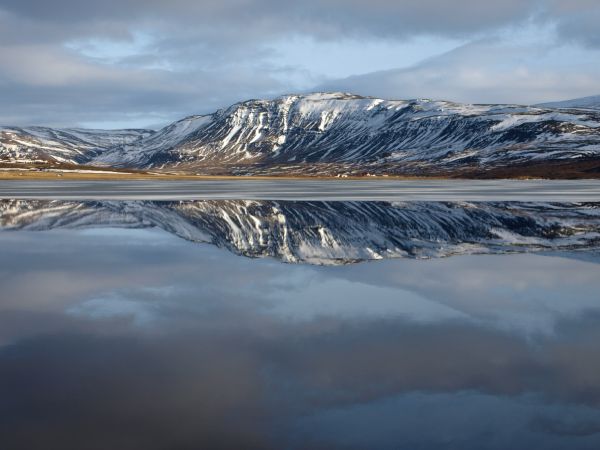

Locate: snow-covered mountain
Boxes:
[2,92,600,176]
[537,95,600,111]
[2,199,599,264]
[92,92,600,176]
[0,126,152,165]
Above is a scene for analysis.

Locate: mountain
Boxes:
[0,126,152,165]
[1,199,599,264]
[2,92,600,177]
[537,95,600,111]
[95,92,600,176]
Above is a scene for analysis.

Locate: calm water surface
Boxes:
[1,179,600,201]
[1,199,600,449]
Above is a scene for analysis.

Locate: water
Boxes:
[1,190,600,449]
[1,179,600,200]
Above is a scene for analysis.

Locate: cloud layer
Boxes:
[319,39,600,104]
[0,0,599,127]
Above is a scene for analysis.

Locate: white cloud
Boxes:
[318,39,600,104]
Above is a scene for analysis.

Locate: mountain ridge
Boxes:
[2,92,600,178]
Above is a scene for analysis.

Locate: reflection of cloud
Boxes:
[67,294,159,326]
[266,277,466,323]
[296,392,600,449]
[531,415,600,437]
[2,226,600,447]
[329,253,600,335]
[4,303,600,448]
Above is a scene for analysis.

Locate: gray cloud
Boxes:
[0,0,542,39]
[1,1,597,46]
[0,44,290,127]
[0,1,599,126]
[545,0,600,48]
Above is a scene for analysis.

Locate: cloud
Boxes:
[545,0,600,48]
[318,40,600,104]
[1,1,597,47]
[0,0,543,40]
[0,1,599,126]
[0,42,290,127]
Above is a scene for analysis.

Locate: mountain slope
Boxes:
[0,126,153,165]
[537,95,600,111]
[95,92,600,176]
[2,199,599,264]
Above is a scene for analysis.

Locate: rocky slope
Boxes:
[1,199,599,264]
[0,126,152,165]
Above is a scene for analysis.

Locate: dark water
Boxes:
[2,200,600,449]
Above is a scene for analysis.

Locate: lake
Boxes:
[1,183,600,449]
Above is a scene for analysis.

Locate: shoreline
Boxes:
[0,169,598,182]
[1,178,599,202]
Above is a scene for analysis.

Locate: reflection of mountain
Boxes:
[1,199,599,264]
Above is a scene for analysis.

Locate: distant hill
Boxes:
[537,95,600,111]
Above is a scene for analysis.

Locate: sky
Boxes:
[0,0,599,129]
